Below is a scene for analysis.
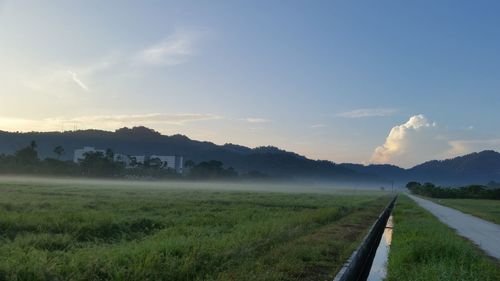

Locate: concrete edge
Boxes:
[332,195,397,281]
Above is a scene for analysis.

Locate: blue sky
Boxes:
[0,0,499,167]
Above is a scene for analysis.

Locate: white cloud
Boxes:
[23,66,76,95]
[370,115,451,167]
[74,113,221,125]
[22,55,118,96]
[371,114,500,167]
[16,28,203,98]
[448,139,500,156]
[248,126,265,132]
[240,118,270,124]
[337,108,398,118]
[20,28,201,97]
[67,70,88,91]
[136,28,201,66]
[0,113,222,132]
[311,124,325,129]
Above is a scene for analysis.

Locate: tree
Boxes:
[105,148,114,160]
[80,151,123,177]
[188,160,237,179]
[148,157,163,169]
[184,160,195,168]
[14,141,39,166]
[53,146,65,159]
[30,140,37,150]
[406,181,421,189]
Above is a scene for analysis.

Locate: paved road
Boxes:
[407,194,500,259]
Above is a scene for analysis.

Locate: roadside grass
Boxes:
[428,198,500,224]
[387,195,500,281]
[0,180,390,281]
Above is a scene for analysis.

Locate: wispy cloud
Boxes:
[337,108,398,118]
[24,67,85,96]
[136,28,202,66]
[67,70,88,91]
[0,113,222,132]
[240,117,271,124]
[23,55,118,96]
[310,124,325,129]
[21,28,204,97]
[74,113,221,125]
[447,139,500,155]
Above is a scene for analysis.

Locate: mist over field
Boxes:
[0,177,391,280]
[0,175,392,194]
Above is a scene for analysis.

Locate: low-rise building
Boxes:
[149,155,184,173]
[113,153,131,167]
[73,147,183,173]
[129,155,146,167]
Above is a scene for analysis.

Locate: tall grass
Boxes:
[387,195,500,281]
[0,181,389,281]
[429,198,500,224]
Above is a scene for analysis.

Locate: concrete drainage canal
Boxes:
[333,196,397,281]
[366,215,393,281]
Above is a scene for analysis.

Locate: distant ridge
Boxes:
[341,150,500,185]
[0,126,499,185]
[0,127,370,182]
[410,150,500,184]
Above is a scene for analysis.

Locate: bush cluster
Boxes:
[406,181,500,200]
[0,141,266,180]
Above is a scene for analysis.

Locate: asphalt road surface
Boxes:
[408,194,500,259]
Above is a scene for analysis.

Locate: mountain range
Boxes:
[340,150,500,186]
[1,126,499,186]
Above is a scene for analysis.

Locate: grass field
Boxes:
[0,178,390,281]
[386,195,500,281]
[429,198,500,224]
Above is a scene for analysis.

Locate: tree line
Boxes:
[406,181,500,200]
[0,141,267,180]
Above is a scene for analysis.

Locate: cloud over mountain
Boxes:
[370,115,451,167]
[0,113,222,132]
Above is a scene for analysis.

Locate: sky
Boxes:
[1,0,499,167]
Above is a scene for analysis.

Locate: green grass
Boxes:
[387,195,500,281]
[0,179,390,281]
[429,198,500,224]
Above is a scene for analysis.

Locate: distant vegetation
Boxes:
[0,141,261,180]
[343,150,500,185]
[0,127,375,181]
[2,126,500,183]
[406,181,500,200]
[0,127,500,183]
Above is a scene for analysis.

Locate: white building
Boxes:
[129,155,146,167]
[73,147,106,163]
[73,147,184,173]
[149,155,184,173]
[113,153,131,167]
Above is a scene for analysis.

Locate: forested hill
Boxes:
[0,127,370,181]
[409,150,500,184]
